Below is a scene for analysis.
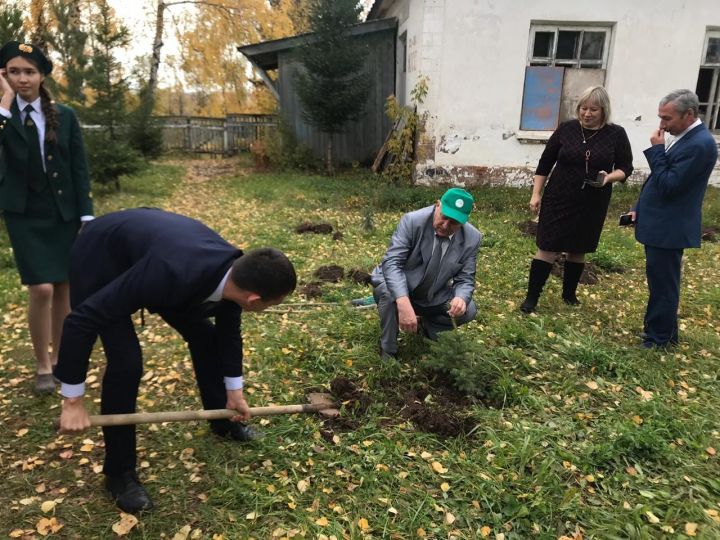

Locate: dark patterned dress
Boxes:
[535,119,633,253]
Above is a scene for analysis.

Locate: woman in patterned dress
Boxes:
[0,41,93,393]
[519,86,633,313]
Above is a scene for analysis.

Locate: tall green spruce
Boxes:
[0,1,26,45]
[48,0,89,108]
[83,0,142,188]
[294,0,370,175]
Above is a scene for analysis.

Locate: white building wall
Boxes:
[384,0,720,185]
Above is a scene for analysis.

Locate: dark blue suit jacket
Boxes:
[635,123,717,249]
[57,208,243,384]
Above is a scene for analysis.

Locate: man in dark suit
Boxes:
[632,89,718,348]
[370,188,482,358]
[55,208,296,513]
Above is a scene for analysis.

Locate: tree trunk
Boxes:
[148,0,166,104]
[326,136,335,176]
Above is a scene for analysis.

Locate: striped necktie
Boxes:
[414,237,448,300]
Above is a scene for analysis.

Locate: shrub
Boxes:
[128,116,164,159]
[381,76,429,185]
[84,130,144,189]
[262,119,318,171]
[421,331,518,406]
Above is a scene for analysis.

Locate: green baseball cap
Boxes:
[440,188,474,224]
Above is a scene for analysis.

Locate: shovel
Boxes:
[54,392,338,429]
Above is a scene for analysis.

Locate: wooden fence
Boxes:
[154,114,276,155]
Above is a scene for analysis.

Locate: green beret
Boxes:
[0,41,53,75]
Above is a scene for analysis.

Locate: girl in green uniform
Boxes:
[0,41,93,394]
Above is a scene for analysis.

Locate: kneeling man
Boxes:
[370,188,482,359]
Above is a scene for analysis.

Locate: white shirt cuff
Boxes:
[80,215,95,222]
[61,382,85,398]
[224,376,244,390]
[0,107,11,119]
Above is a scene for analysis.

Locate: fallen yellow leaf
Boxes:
[36,517,63,536]
[297,479,309,492]
[431,461,448,474]
[40,500,56,513]
[445,512,456,524]
[416,528,427,537]
[645,511,660,524]
[706,447,716,456]
[315,516,329,526]
[16,428,28,438]
[358,518,369,530]
[585,381,599,390]
[440,482,450,492]
[111,513,139,536]
[685,522,698,536]
[480,526,491,537]
[172,524,191,540]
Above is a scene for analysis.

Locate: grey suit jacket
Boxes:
[370,205,482,306]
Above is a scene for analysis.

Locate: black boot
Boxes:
[106,471,154,513]
[562,261,585,305]
[520,259,553,313]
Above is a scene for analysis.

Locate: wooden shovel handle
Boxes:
[54,403,330,429]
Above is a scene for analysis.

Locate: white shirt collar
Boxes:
[205,268,232,302]
[665,118,702,151]
[16,95,42,114]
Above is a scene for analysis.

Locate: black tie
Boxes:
[414,237,448,300]
[24,104,47,192]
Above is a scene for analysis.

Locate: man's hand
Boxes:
[396,296,418,334]
[58,397,91,434]
[447,297,467,318]
[226,389,251,422]
[650,128,665,146]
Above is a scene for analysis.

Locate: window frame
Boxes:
[527,24,611,69]
[698,30,720,132]
[701,29,720,66]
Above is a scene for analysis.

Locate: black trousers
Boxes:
[101,313,228,476]
[643,245,683,346]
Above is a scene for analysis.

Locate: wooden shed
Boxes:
[238,18,397,165]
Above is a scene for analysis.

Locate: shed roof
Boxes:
[237,17,397,70]
[366,0,392,20]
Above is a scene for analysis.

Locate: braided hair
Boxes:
[38,82,58,144]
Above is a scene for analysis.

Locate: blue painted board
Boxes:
[520,66,564,130]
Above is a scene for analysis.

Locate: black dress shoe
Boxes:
[212,422,261,442]
[105,471,154,513]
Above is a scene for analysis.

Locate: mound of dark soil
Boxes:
[517,220,538,237]
[300,282,323,298]
[330,377,372,415]
[315,265,344,282]
[320,377,373,433]
[332,231,344,241]
[702,226,718,242]
[295,222,334,234]
[348,269,371,285]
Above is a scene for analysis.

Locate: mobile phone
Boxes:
[618,213,634,226]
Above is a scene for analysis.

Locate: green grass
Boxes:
[1,158,719,539]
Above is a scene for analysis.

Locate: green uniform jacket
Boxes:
[0,100,93,220]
